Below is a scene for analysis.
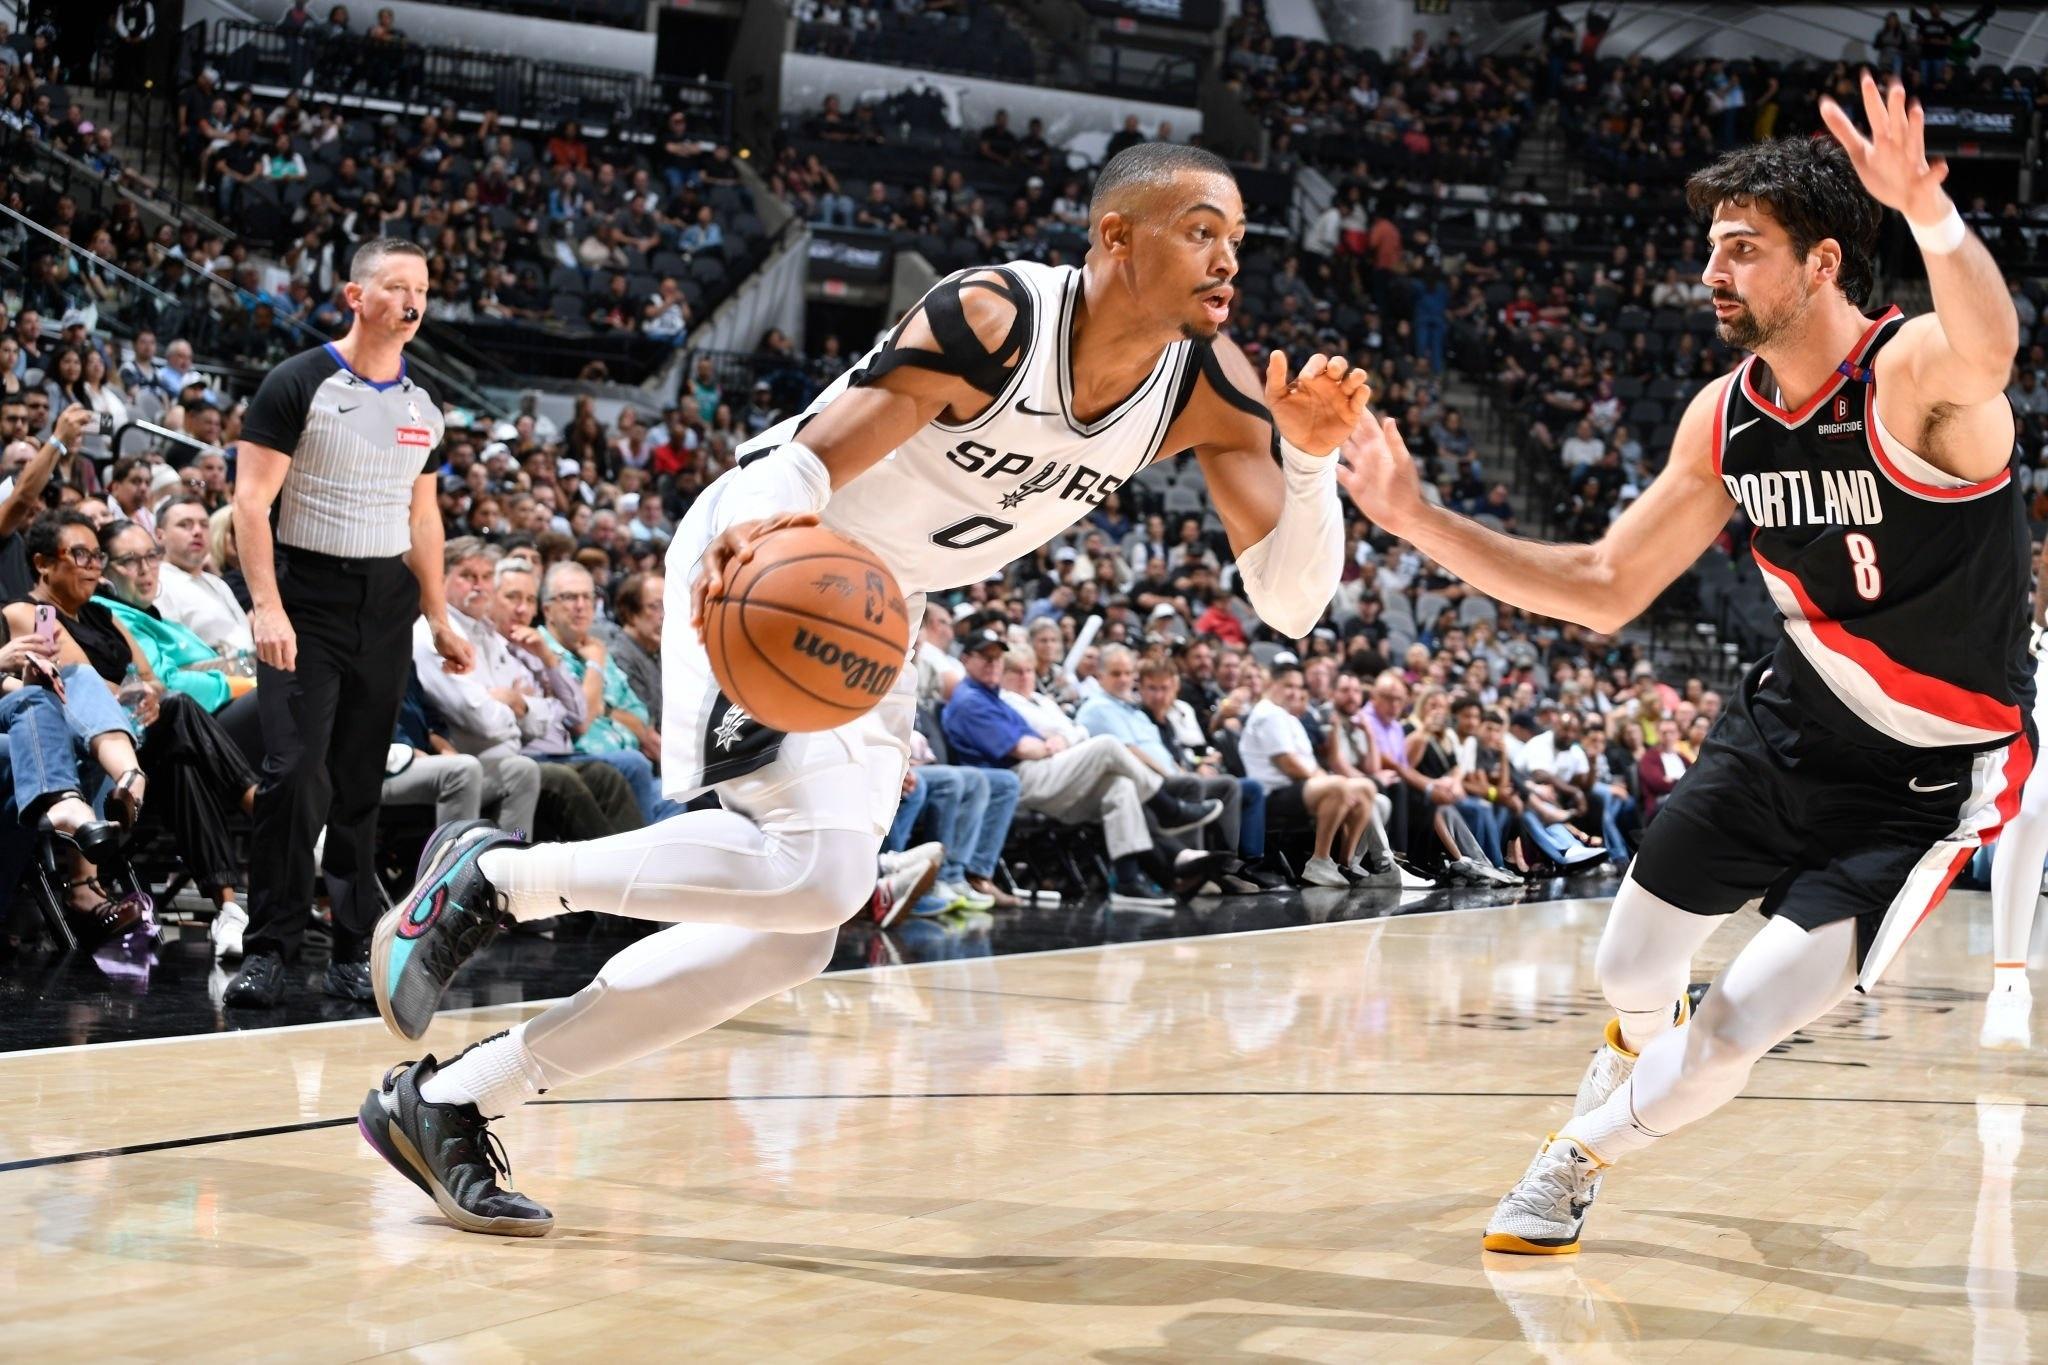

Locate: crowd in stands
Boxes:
[167,60,761,376]
[792,0,1036,83]
[13,0,2048,976]
[1215,2,2048,554]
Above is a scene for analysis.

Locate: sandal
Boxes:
[64,877,152,943]
[111,768,145,830]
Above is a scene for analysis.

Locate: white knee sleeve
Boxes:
[1594,872,1722,1015]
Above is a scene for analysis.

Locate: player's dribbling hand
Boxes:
[252,603,297,672]
[1818,69,1950,225]
[690,512,821,635]
[1265,350,1373,455]
[1335,411,1426,535]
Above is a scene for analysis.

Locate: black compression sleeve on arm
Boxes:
[855,270,1031,397]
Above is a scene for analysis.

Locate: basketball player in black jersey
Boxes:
[1342,74,2030,1254]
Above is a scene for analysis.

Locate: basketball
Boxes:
[702,523,912,732]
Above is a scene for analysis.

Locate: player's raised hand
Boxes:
[1818,69,1951,224]
[1334,410,1425,535]
[1265,349,1372,455]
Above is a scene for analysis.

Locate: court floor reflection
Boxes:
[0,873,1608,1053]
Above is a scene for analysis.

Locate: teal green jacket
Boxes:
[100,596,234,712]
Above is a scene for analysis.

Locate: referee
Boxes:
[223,237,475,1008]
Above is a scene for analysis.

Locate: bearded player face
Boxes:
[1701,199,1844,354]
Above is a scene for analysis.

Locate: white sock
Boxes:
[1560,1077,1663,1162]
[1993,963,2031,995]
[409,1024,552,1118]
[479,845,564,922]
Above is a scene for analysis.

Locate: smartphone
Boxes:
[24,604,62,697]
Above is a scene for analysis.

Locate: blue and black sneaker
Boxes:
[358,1053,553,1237]
[372,819,527,1041]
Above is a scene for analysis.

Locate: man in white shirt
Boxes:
[406,538,564,837]
[1558,418,1605,477]
[153,494,253,653]
[1238,664,1378,888]
[914,601,964,706]
[999,650,1088,745]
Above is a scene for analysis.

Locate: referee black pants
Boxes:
[245,548,419,961]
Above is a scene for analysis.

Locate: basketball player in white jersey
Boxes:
[1342,76,2030,1253]
[356,143,1373,1235]
[1983,543,2048,1049]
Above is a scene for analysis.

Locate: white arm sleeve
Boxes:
[708,440,832,536]
[1232,439,1344,639]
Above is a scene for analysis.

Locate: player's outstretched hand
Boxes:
[1265,350,1372,456]
[691,512,822,635]
[1818,69,1950,224]
[1335,411,1426,536]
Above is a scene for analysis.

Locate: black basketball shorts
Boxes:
[1629,668,2034,990]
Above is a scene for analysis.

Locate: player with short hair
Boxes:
[358,143,1373,1236]
[1341,75,2032,1254]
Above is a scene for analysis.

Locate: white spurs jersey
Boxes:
[733,260,1200,596]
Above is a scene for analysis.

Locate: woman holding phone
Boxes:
[3,512,257,928]
[0,629,145,934]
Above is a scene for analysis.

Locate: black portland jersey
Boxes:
[1714,307,2031,751]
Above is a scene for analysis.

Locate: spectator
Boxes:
[1404,689,1518,885]
[885,725,1023,914]
[484,557,644,834]
[152,496,253,654]
[941,624,1217,908]
[1239,665,1381,888]
[1637,716,1690,822]
[537,560,678,824]
[1105,114,1145,161]
[97,518,257,728]
[597,571,662,718]
[7,512,257,936]
[1076,644,1248,878]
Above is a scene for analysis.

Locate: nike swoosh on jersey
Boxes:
[1014,399,1060,417]
[1728,417,1761,438]
[1908,777,1958,792]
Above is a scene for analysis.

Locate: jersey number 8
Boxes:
[1845,532,1882,602]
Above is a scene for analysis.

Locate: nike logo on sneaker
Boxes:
[1014,399,1060,417]
[1729,417,1761,438]
[1908,777,1958,792]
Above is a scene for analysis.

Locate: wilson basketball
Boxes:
[702,524,912,733]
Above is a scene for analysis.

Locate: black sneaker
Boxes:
[324,959,374,1002]
[372,819,528,1041]
[1108,872,1176,910]
[358,1055,553,1238]
[1224,857,1291,892]
[1146,793,1225,836]
[223,950,288,1008]
[1171,849,1237,896]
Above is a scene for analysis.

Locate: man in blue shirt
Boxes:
[1077,645,1282,893]
[942,626,1220,908]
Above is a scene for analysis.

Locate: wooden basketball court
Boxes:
[2,893,2042,1361]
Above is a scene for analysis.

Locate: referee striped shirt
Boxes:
[239,342,445,559]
